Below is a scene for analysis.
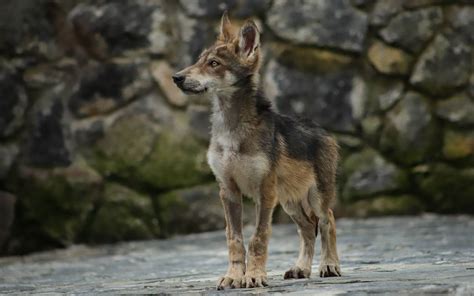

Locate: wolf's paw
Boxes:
[242,272,268,288]
[319,262,341,277]
[216,275,244,290]
[283,266,311,279]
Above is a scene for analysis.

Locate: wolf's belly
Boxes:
[208,148,270,200]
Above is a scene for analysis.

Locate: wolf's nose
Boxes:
[172,74,185,84]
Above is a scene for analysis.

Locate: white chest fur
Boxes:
[207,132,270,201]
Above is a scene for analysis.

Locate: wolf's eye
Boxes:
[209,60,220,68]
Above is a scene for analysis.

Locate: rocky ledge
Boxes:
[1,215,473,295]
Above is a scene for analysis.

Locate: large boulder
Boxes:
[380,91,439,165]
[158,184,224,235]
[87,114,157,176]
[435,93,474,126]
[341,148,408,201]
[379,7,443,53]
[134,129,211,190]
[417,164,474,213]
[10,160,102,253]
[267,0,368,52]
[87,112,211,190]
[68,1,168,56]
[87,183,159,243]
[69,61,152,117]
[264,59,361,133]
[410,34,471,96]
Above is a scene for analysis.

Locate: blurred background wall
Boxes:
[0,0,473,255]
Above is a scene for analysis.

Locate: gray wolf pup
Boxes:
[173,12,341,290]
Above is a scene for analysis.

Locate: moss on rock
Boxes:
[158,183,223,235]
[380,91,439,165]
[88,113,210,190]
[341,148,408,201]
[135,130,211,190]
[88,183,158,243]
[13,160,102,248]
[89,114,157,177]
[442,129,474,162]
[417,164,474,213]
[348,195,424,217]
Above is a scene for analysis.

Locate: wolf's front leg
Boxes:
[217,187,246,290]
[245,175,277,288]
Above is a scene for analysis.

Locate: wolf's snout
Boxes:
[172,74,185,84]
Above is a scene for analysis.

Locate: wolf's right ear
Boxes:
[237,20,260,60]
[218,11,233,42]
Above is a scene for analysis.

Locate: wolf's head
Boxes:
[173,12,261,96]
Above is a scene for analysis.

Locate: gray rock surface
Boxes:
[370,0,403,26]
[380,91,439,165]
[435,93,474,126]
[0,143,18,179]
[380,7,443,53]
[22,98,72,167]
[447,6,474,43]
[342,148,407,200]
[410,34,471,96]
[179,0,237,18]
[0,70,28,138]
[1,216,473,295]
[267,0,368,52]
[69,61,152,117]
[265,60,359,133]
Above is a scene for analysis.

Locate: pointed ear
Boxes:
[218,11,233,42]
[238,20,260,59]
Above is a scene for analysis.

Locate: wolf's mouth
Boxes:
[182,87,208,95]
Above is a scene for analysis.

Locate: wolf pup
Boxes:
[173,12,341,290]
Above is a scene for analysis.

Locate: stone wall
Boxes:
[0,0,473,255]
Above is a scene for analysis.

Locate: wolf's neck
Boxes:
[210,86,259,134]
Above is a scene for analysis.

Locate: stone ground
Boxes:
[0,215,473,295]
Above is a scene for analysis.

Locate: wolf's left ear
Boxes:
[238,20,260,60]
[219,11,233,42]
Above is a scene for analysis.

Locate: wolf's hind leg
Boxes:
[311,135,341,277]
[317,208,341,277]
[281,197,318,279]
[310,186,341,277]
